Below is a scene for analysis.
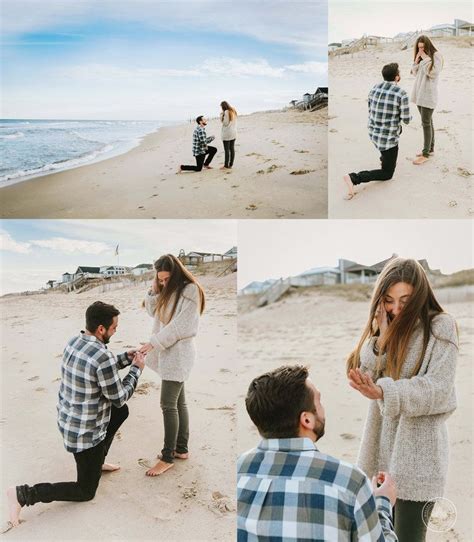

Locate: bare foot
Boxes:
[102,463,121,472]
[174,452,189,460]
[176,167,182,174]
[416,151,434,157]
[413,156,429,165]
[7,487,21,527]
[204,165,213,169]
[343,174,355,200]
[146,460,174,477]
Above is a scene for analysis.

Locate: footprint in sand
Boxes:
[138,458,153,468]
[448,201,458,207]
[35,387,46,392]
[28,376,39,382]
[210,491,235,514]
[246,204,258,211]
[340,433,356,440]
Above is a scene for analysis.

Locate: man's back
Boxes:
[57,332,139,453]
[368,81,410,151]
[238,437,395,542]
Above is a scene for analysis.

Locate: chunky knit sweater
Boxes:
[410,51,443,109]
[357,312,458,502]
[143,283,200,382]
[221,110,237,141]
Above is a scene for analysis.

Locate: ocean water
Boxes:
[0,119,164,184]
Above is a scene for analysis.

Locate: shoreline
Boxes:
[0,124,169,188]
[0,109,328,219]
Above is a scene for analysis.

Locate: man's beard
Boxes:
[313,419,325,441]
[102,333,111,345]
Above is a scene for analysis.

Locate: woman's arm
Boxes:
[143,288,159,317]
[376,314,458,418]
[419,52,443,79]
[149,284,200,351]
[222,110,230,127]
[359,337,385,379]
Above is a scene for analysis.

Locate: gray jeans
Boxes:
[417,106,435,157]
[160,380,189,463]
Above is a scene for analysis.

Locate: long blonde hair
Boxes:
[346,258,454,380]
[152,254,205,321]
[220,101,237,121]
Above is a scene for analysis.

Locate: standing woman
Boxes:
[410,35,443,165]
[346,258,458,542]
[220,101,237,170]
[140,254,205,476]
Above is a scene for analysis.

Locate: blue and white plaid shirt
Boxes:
[192,125,214,156]
[368,81,411,151]
[238,438,397,541]
[57,332,141,453]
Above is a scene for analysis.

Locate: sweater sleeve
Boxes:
[419,53,443,79]
[144,290,159,317]
[149,284,200,351]
[376,314,458,418]
[222,110,230,127]
[359,337,386,380]
[410,61,420,76]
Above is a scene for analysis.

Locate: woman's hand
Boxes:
[348,369,383,400]
[139,342,154,354]
[150,274,159,295]
[375,302,389,347]
[419,49,428,60]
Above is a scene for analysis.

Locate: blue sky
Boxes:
[0,220,237,294]
[2,1,328,120]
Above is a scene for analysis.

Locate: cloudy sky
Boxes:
[238,220,473,289]
[2,0,327,120]
[329,0,472,43]
[0,220,237,294]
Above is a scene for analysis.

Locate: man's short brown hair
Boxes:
[85,301,120,333]
[245,365,315,438]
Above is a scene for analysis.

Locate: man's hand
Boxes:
[348,369,383,400]
[126,349,137,361]
[139,342,154,355]
[132,351,145,370]
[372,472,397,507]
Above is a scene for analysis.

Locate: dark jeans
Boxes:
[417,106,435,157]
[16,405,129,507]
[160,380,189,464]
[180,146,217,171]
[223,139,235,168]
[394,499,434,542]
[349,145,399,185]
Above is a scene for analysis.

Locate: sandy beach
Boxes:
[1,272,237,541]
[0,110,327,219]
[328,37,473,218]
[237,286,473,541]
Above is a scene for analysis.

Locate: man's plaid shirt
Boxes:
[237,438,397,541]
[57,332,141,453]
[192,125,213,156]
[368,81,411,151]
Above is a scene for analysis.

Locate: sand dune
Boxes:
[0,110,327,219]
[237,287,473,541]
[1,274,236,541]
[329,37,473,218]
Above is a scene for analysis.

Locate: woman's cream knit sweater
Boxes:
[410,51,443,109]
[358,312,458,501]
[144,283,200,382]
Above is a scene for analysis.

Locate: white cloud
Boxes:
[30,237,110,254]
[0,231,31,254]
[201,58,285,78]
[56,57,326,83]
[2,1,327,55]
[285,61,328,75]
